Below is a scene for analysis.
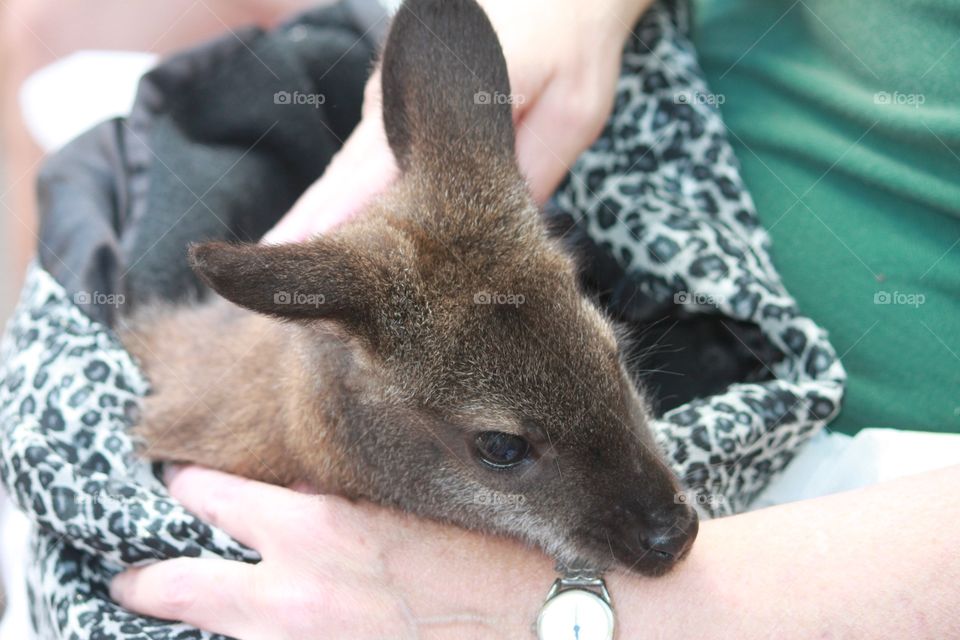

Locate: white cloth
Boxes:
[18,50,158,153]
[0,504,29,640]
[753,427,960,508]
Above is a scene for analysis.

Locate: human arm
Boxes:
[111,464,960,639]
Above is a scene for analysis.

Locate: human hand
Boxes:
[262,0,652,243]
[110,466,554,639]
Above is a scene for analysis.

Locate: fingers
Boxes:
[111,557,257,639]
[263,71,398,244]
[167,465,320,553]
[514,78,613,204]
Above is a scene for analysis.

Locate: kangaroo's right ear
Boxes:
[380,0,515,172]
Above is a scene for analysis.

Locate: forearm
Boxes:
[615,464,958,637]
[399,465,959,639]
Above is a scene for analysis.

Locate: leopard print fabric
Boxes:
[1,267,252,639]
[552,1,845,515]
[0,1,844,637]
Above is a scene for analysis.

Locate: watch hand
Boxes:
[573,601,580,640]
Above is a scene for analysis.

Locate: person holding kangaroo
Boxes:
[51,0,955,637]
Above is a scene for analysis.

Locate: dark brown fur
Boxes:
[121,0,697,575]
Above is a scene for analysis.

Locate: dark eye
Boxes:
[474,431,531,468]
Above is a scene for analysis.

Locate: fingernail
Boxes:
[163,464,184,486]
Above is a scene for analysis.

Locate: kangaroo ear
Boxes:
[380,0,515,171]
[188,239,389,328]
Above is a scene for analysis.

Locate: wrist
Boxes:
[385,520,554,639]
[605,0,655,40]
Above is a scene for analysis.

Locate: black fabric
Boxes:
[548,209,780,413]
[37,0,385,326]
[35,120,130,324]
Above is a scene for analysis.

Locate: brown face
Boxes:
[334,216,699,576]
[188,0,698,576]
[189,188,698,576]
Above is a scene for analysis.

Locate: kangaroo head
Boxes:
[188,0,697,575]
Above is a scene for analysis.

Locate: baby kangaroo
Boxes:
[122,0,698,576]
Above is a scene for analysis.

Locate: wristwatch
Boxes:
[536,569,615,640]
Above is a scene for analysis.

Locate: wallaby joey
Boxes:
[121,0,699,576]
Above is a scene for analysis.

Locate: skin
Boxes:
[112,463,960,639]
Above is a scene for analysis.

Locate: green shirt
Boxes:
[691,0,960,434]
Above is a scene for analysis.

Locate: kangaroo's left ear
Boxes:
[187,230,400,340]
[380,0,515,172]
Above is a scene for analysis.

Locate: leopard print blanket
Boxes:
[0,1,845,637]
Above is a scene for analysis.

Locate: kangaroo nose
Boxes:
[607,499,701,575]
[642,504,699,563]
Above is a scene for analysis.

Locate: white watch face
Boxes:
[537,588,615,640]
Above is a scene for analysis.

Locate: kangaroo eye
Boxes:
[475,431,531,468]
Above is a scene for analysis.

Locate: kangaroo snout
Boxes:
[600,500,699,576]
[638,502,699,572]
[576,456,700,576]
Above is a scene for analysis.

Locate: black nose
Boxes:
[644,518,697,561]
[640,504,699,568]
[604,500,700,576]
